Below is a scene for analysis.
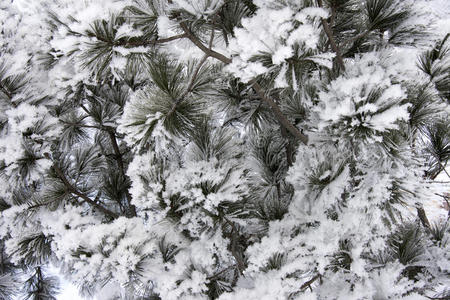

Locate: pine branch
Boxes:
[416,204,431,229]
[0,82,17,108]
[250,81,309,145]
[80,104,91,116]
[280,126,293,167]
[438,161,450,178]
[317,0,346,71]
[59,120,103,130]
[179,22,309,145]
[112,33,188,47]
[207,264,238,280]
[106,129,137,217]
[0,241,4,274]
[300,274,321,291]
[44,153,119,219]
[224,217,245,275]
[166,28,214,118]
[180,22,232,64]
[36,267,43,297]
[166,54,210,119]
[27,196,67,210]
[344,29,372,48]
[0,83,12,100]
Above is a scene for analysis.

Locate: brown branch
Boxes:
[179,22,309,145]
[120,33,188,47]
[184,55,210,98]
[281,126,294,167]
[345,30,372,47]
[73,102,136,216]
[0,240,5,274]
[317,0,345,71]
[251,81,309,144]
[180,22,232,64]
[166,54,209,119]
[224,217,245,275]
[425,296,450,300]
[27,195,67,210]
[438,161,450,178]
[44,153,119,219]
[300,274,321,291]
[207,264,238,280]
[416,204,431,229]
[166,27,216,118]
[80,104,91,116]
[59,120,103,130]
[0,83,12,100]
[94,33,188,47]
[0,82,17,108]
[209,28,215,50]
[106,129,137,217]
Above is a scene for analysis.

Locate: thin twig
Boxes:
[223,217,245,274]
[317,0,345,71]
[280,126,293,167]
[44,153,119,219]
[416,204,431,229]
[207,264,238,280]
[180,22,232,64]
[80,104,91,116]
[0,82,17,108]
[0,83,12,100]
[166,26,216,118]
[59,120,104,130]
[438,161,450,178]
[179,23,309,145]
[345,29,371,47]
[209,28,215,50]
[166,54,209,118]
[300,274,321,291]
[27,195,67,210]
[425,296,450,300]
[106,129,137,217]
[95,33,188,47]
[250,80,309,145]
[0,241,5,274]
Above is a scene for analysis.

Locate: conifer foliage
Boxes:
[0,0,449,299]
